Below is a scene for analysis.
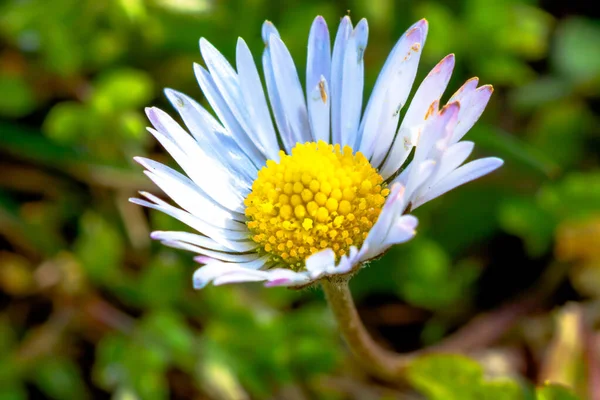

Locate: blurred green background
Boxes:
[0,0,599,399]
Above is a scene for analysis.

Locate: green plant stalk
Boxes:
[321,278,411,382]
[321,260,570,383]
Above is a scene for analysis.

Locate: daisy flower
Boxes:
[131,16,503,289]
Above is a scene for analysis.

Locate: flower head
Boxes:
[131,16,503,289]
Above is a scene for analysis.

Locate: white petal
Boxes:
[213,271,270,285]
[401,102,460,198]
[145,127,245,213]
[134,157,246,224]
[262,269,312,287]
[361,184,410,260]
[330,246,362,275]
[192,257,312,288]
[150,231,233,253]
[306,17,331,142]
[138,171,248,233]
[382,215,418,246]
[359,88,395,163]
[306,16,331,89]
[340,19,368,148]
[359,19,427,163]
[402,54,455,131]
[130,192,254,252]
[236,38,281,160]
[452,85,493,143]
[449,77,479,103]
[414,157,504,208]
[193,256,269,289]
[415,102,460,163]
[200,38,264,154]
[305,248,336,278]
[162,240,259,262]
[330,16,352,145]
[403,159,437,202]
[379,54,455,177]
[368,32,425,168]
[269,34,311,145]
[261,20,280,42]
[260,24,295,153]
[142,171,246,231]
[145,109,248,212]
[162,91,257,183]
[307,77,330,143]
[193,63,266,167]
[146,106,195,154]
[136,158,246,225]
[427,141,474,188]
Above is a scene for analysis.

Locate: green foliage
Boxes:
[536,384,581,400]
[74,212,124,285]
[92,69,154,111]
[94,332,170,400]
[552,18,600,91]
[408,356,580,400]
[407,355,526,400]
[33,357,90,400]
[499,196,556,257]
[0,75,36,118]
[393,239,479,310]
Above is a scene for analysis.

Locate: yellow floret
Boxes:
[244,141,388,269]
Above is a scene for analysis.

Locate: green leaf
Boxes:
[118,111,147,140]
[0,317,17,356]
[0,75,36,118]
[499,197,556,257]
[115,0,146,20]
[74,212,124,284]
[44,24,83,76]
[0,122,90,167]
[196,342,248,400]
[33,357,90,400]
[408,354,482,400]
[283,305,340,377]
[93,334,129,389]
[477,54,536,86]
[92,69,154,111]
[539,172,600,220]
[138,309,196,368]
[536,384,580,400]
[138,253,187,308]
[393,239,474,310]
[0,384,28,400]
[408,354,525,400]
[527,100,593,169]
[43,102,95,143]
[0,190,63,256]
[503,5,553,60]
[553,17,600,91]
[427,187,506,255]
[510,77,572,112]
[94,332,170,400]
[153,0,211,14]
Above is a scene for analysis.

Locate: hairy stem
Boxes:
[321,265,564,383]
[321,278,411,381]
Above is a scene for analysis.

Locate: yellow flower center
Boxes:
[244,141,389,270]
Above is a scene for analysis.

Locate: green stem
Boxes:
[321,278,411,382]
[321,260,567,382]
